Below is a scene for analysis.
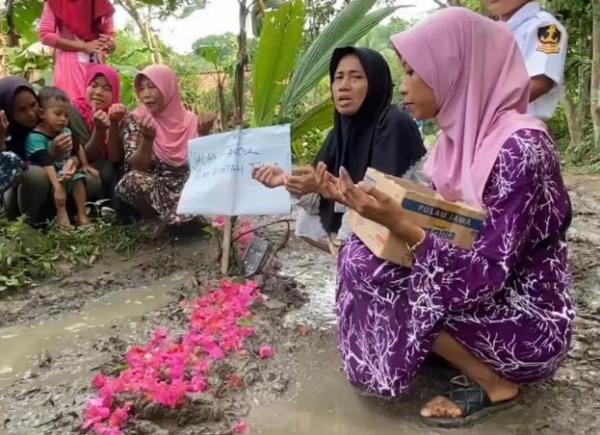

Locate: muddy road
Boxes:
[0,175,599,435]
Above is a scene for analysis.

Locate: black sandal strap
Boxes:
[442,375,492,417]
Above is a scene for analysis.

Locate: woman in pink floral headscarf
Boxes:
[115,65,215,233]
[316,8,573,427]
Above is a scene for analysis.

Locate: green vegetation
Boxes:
[0,216,145,292]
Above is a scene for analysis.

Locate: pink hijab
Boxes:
[391,8,547,206]
[134,64,198,167]
[74,64,121,131]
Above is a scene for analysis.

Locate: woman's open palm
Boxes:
[337,166,401,228]
[252,165,286,189]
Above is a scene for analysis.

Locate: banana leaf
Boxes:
[252,0,305,126]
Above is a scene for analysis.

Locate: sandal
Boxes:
[421,354,459,381]
[421,375,518,428]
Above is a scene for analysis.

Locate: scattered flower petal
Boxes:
[259,344,274,359]
[298,324,311,336]
[232,420,250,434]
[82,280,261,434]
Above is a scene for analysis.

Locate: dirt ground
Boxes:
[0,174,599,435]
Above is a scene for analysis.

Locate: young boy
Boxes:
[486,0,568,120]
[25,87,91,229]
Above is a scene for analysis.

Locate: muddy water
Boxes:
[0,270,191,387]
[251,177,600,435]
[275,235,337,329]
[249,340,524,435]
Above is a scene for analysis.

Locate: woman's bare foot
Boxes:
[420,395,463,418]
[77,213,92,227]
[420,377,519,419]
[56,208,72,230]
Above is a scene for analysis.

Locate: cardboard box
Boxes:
[349,168,486,267]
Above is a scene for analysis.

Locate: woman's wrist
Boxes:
[141,136,154,149]
[70,39,88,53]
[388,216,425,247]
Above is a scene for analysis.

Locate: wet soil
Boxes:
[0,175,599,435]
[251,175,600,435]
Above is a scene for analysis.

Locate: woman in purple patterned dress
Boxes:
[315,8,573,428]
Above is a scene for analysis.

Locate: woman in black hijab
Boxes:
[0,76,70,223]
[0,77,39,159]
[1,76,109,224]
[254,47,426,250]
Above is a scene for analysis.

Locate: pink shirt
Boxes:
[38,3,114,102]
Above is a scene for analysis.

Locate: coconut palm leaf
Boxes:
[291,98,334,141]
[280,0,401,114]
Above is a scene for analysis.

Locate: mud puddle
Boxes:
[0,270,191,387]
[248,176,600,435]
[275,236,337,329]
[248,337,525,435]
[0,230,313,435]
[248,331,600,435]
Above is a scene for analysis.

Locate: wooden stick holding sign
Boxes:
[177,125,292,276]
[220,217,233,275]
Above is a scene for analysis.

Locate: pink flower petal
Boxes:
[298,324,311,336]
[232,420,250,434]
[92,374,108,390]
[259,344,274,359]
[82,279,263,432]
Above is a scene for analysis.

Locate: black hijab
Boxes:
[315,47,426,233]
[0,76,38,159]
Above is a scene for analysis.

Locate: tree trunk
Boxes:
[564,91,585,151]
[591,0,600,149]
[565,69,591,151]
[115,0,162,63]
[5,0,20,47]
[564,14,592,152]
[234,0,249,125]
[217,75,228,131]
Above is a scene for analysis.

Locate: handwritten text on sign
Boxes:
[177,124,292,216]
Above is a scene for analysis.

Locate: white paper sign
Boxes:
[177,124,292,216]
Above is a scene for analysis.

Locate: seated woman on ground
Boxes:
[314,8,573,427]
[0,77,109,224]
[70,64,126,202]
[0,110,26,196]
[115,64,215,235]
[25,87,91,229]
[253,47,426,252]
[1,77,72,223]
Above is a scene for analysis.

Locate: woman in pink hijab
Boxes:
[115,64,214,233]
[317,8,573,427]
[70,64,125,202]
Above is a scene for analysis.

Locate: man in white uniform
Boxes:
[486,0,568,120]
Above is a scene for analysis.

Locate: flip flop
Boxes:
[421,375,518,429]
[421,354,459,381]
